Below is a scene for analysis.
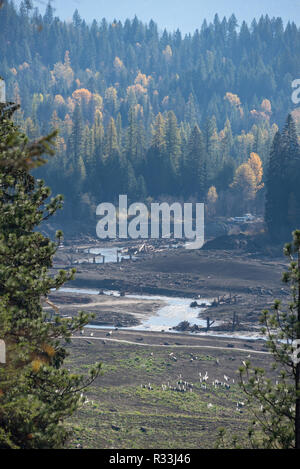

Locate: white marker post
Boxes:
[0,340,6,364]
[0,79,6,103]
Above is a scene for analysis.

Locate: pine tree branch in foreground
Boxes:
[0,103,101,449]
[217,231,300,449]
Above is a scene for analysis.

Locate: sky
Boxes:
[15,0,300,32]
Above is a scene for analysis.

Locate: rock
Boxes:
[174,321,191,331]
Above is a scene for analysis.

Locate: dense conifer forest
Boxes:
[1,1,300,234]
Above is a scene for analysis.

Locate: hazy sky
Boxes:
[17,0,300,32]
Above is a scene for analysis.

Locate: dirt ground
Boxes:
[48,291,164,327]
[51,241,289,448]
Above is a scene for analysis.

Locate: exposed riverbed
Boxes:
[58,287,263,340]
[59,287,210,330]
[50,241,286,342]
[75,247,132,264]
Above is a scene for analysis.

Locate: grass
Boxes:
[64,338,262,449]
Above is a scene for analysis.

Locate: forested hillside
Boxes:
[1,1,300,228]
[14,0,300,33]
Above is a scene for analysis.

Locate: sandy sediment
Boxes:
[47,291,165,327]
[51,242,290,332]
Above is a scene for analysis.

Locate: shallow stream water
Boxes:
[58,287,262,341]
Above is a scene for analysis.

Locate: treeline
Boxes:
[41,104,274,223]
[266,115,300,240]
[2,1,299,129]
[1,1,300,229]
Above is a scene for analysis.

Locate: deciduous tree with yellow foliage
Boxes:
[231,153,264,212]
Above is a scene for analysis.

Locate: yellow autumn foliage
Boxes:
[224,92,241,108]
[54,94,65,107]
[134,72,151,87]
[261,99,272,114]
[72,88,92,104]
[231,163,257,200]
[163,45,173,61]
[207,186,218,204]
[248,152,264,189]
[31,360,43,373]
[114,56,125,72]
[42,344,56,358]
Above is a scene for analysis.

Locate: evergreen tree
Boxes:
[67,104,84,172]
[165,111,181,193]
[146,113,168,196]
[183,125,206,198]
[103,118,123,200]
[266,116,300,241]
[238,232,300,448]
[125,107,138,165]
[0,100,101,449]
[2,5,300,225]
[265,131,283,238]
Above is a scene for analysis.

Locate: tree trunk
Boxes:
[206,317,215,332]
